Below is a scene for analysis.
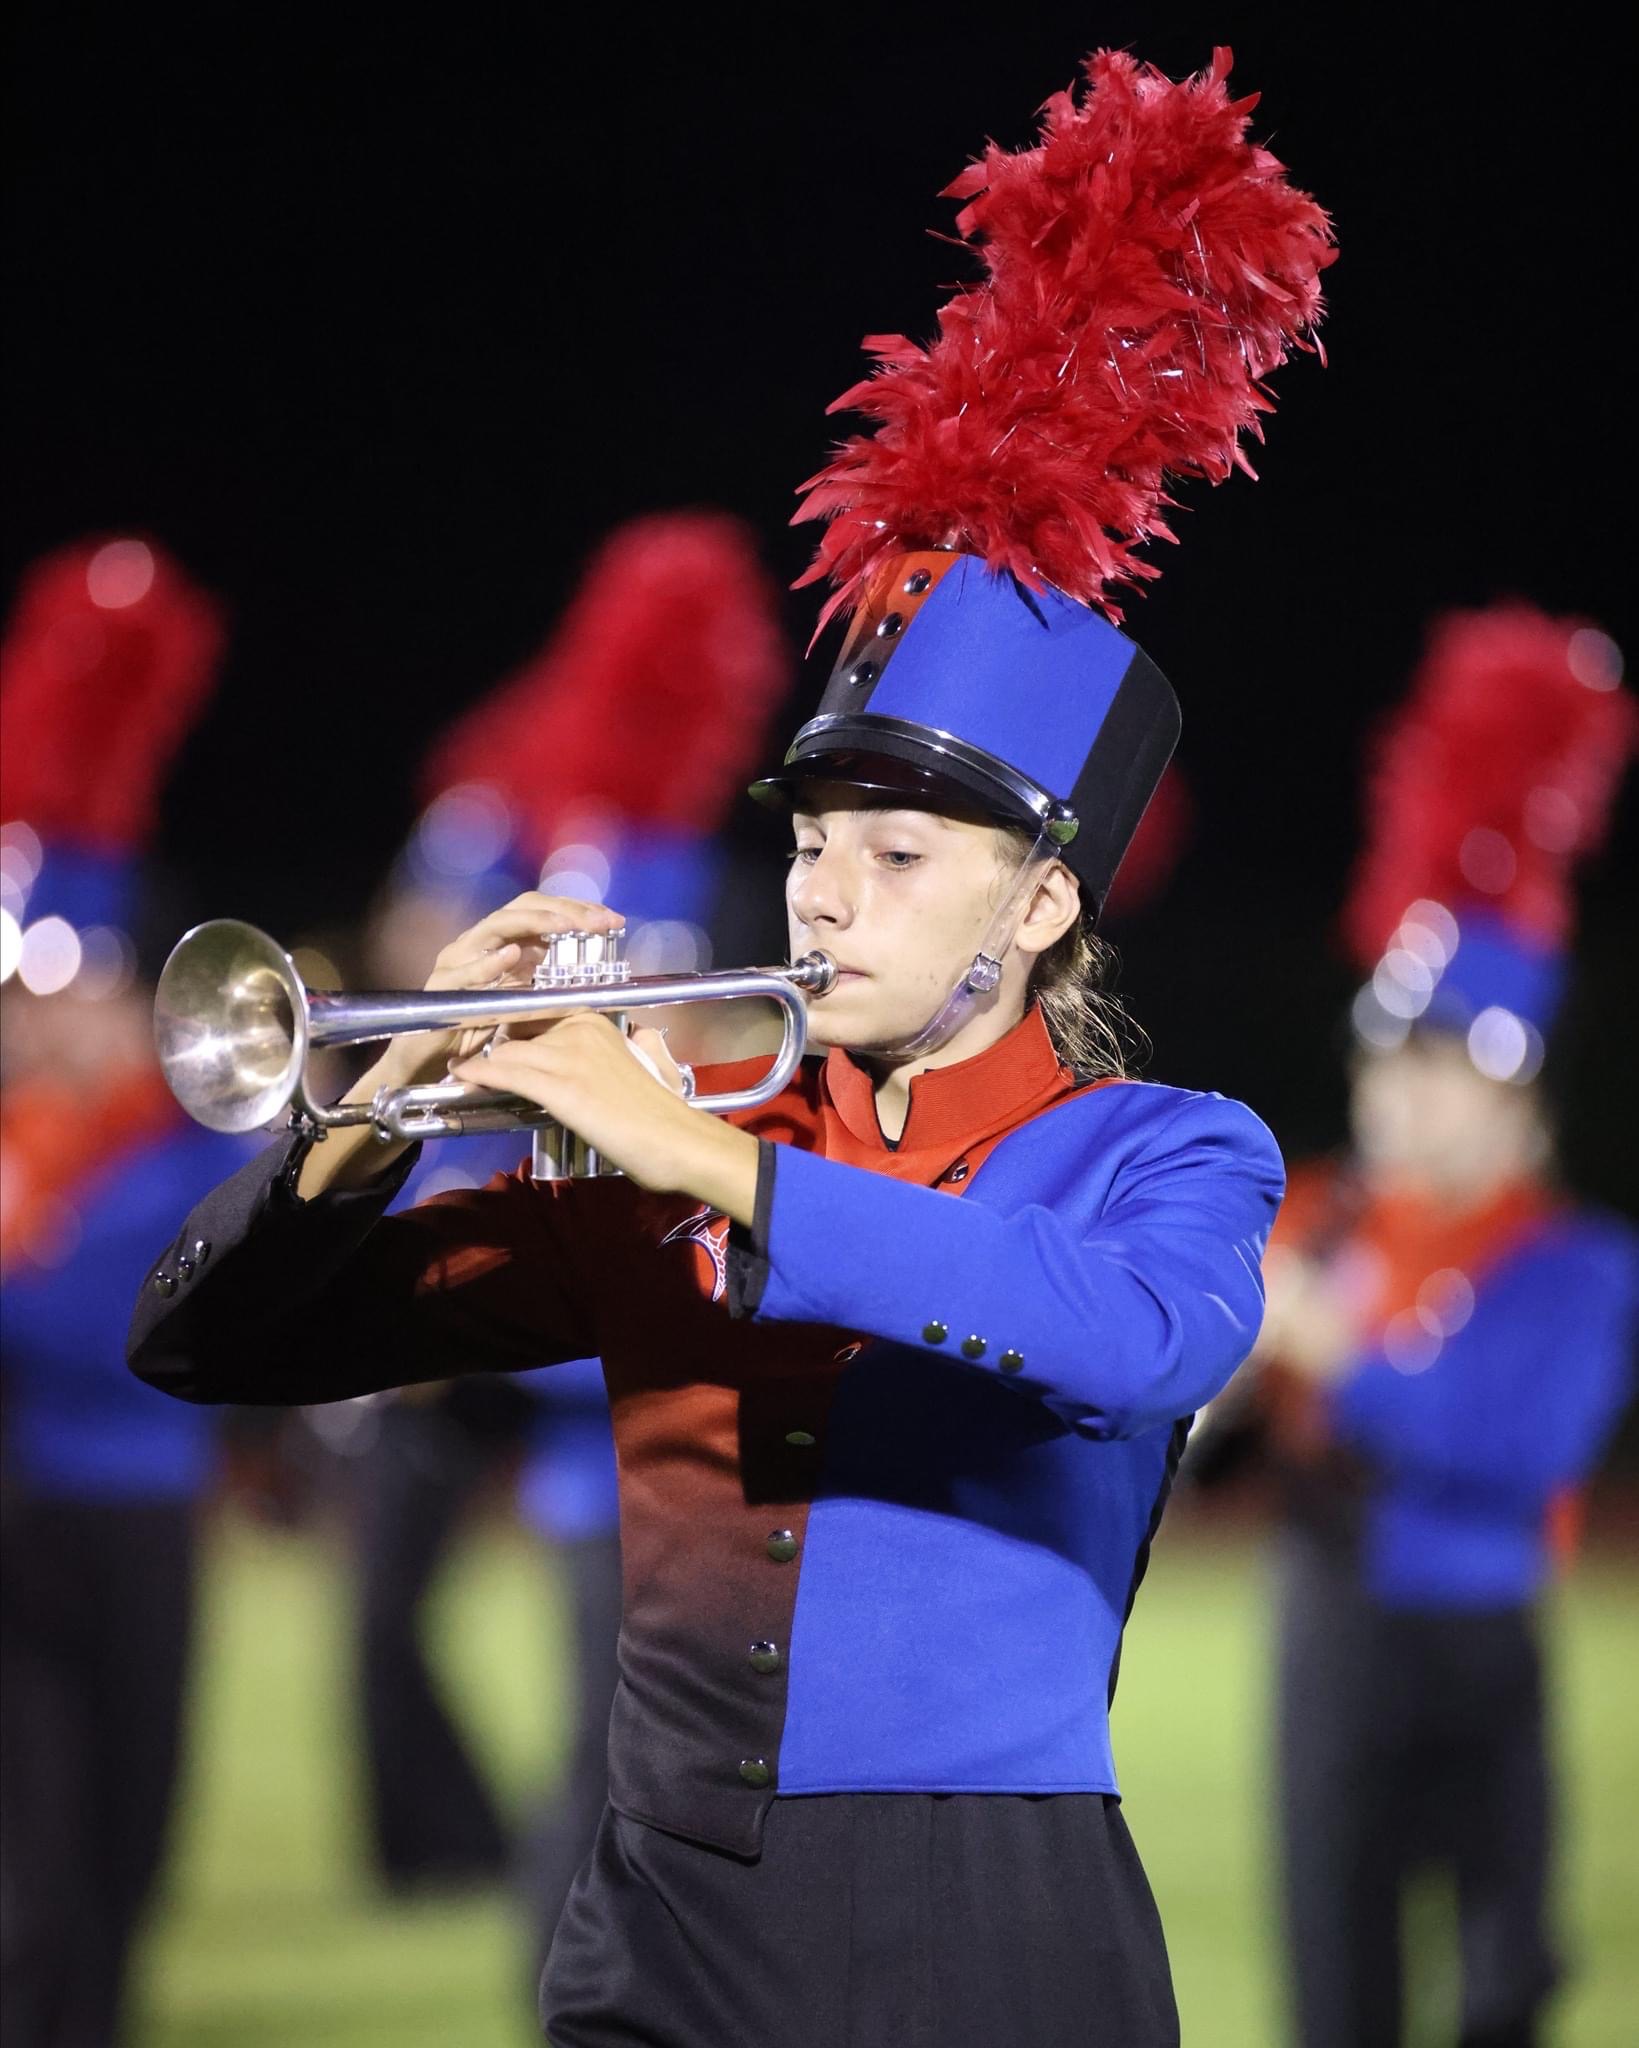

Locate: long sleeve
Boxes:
[127,1130,602,1406]
[1330,1216,1639,1513]
[736,1088,1285,1439]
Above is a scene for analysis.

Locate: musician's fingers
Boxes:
[425,940,524,992]
[432,897,623,980]
[628,1025,690,1097]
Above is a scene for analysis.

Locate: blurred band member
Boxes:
[0,539,245,2048]
[126,52,1332,2047]
[1246,608,1638,2048]
[349,513,789,1941]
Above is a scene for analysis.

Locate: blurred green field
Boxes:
[131,1510,1639,2047]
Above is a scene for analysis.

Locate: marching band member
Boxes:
[351,511,787,1949]
[128,50,1334,2046]
[1244,606,1638,2048]
[0,538,243,2048]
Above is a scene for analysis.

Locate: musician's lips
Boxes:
[813,963,868,994]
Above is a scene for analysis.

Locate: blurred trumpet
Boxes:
[153,920,835,1179]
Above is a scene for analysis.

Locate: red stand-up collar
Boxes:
[820,1005,1083,1162]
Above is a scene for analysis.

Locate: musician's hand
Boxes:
[1254,1247,1360,1382]
[377,893,626,1087]
[297,895,624,1203]
[451,1012,761,1224]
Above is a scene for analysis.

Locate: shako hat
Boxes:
[1343,604,1633,1077]
[755,48,1336,920]
[0,535,226,992]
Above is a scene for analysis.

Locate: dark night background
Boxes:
[5,5,1634,1204]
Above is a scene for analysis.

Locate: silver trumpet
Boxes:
[153,919,835,1179]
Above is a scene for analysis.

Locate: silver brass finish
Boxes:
[153,919,835,1177]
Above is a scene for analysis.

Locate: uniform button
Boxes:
[834,1341,862,1364]
[192,1239,212,1264]
[961,1335,987,1359]
[945,1161,969,1184]
[999,1349,1025,1374]
[784,1430,817,1448]
[176,1255,195,1280]
[766,1530,799,1563]
[739,1758,772,1788]
[153,1271,176,1296]
[922,1320,948,1345]
[748,1640,782,1673]
[903,568,932,594]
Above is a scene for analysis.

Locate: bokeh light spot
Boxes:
[1417,1267,1475,1336]
[1566,627,1623,691]
[86,539,156,609]
[18,916,83,995]
[1383,1307,1442,1374]
[1458,827,1517,895]
[1466,1006,1542,1084]
[74,925,137,1000]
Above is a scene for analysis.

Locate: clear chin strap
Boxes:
[860,828,1054,1061]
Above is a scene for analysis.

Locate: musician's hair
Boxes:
[995,828,1146,1080]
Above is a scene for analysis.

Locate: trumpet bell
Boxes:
[153,920,308,1134]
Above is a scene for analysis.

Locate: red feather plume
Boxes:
[1343,606,1634,967]
[0,537,226,851]
[425,512,788,857]
[795,47,1335,630]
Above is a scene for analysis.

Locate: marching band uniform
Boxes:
[1246,607,1639,2048]
[1,538,231,2048]
[127,50,1333,2046]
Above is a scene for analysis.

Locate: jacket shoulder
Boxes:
[1026,1077,1283,1174]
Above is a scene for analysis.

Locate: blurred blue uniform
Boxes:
[1329,1212,1637,1610]
[1,1115,248,2048]
[1273,1197,1639,2048]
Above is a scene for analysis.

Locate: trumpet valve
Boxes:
[533,925,631,991]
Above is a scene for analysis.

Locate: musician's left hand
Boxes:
[451,1013,761,1224]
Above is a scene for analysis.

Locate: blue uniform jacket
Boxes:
[4,1119,244,1502]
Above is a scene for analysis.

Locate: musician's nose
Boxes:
[788,843,855,932]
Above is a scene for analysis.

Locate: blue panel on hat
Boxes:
[866,559,1139,800]
[1427,911,1567,1035]
[23,845,137,933]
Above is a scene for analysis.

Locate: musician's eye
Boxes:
[877,849,922,869]
[788,845,822,865]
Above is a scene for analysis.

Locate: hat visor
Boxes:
[749,717,1055,838]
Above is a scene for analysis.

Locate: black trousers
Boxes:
[355,1400,513,1886]
[1276,1536,1557,2048]
[542,1793,1178,2048]
[516,1532,623,1975]
[0,1494,197,2048]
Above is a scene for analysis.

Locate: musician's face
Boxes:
[1350,1034,1549,1200]
[786,787,1033,1053]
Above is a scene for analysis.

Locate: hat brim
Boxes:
[749,716,1059,841]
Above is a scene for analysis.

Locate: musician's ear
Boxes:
[1014,860,1080,959]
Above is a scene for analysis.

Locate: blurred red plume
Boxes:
[1103,765,1193,918]
[425,512,789,854]
[795,48,1336,631]
[1342,606,1634,966]
[0,538,226,850]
